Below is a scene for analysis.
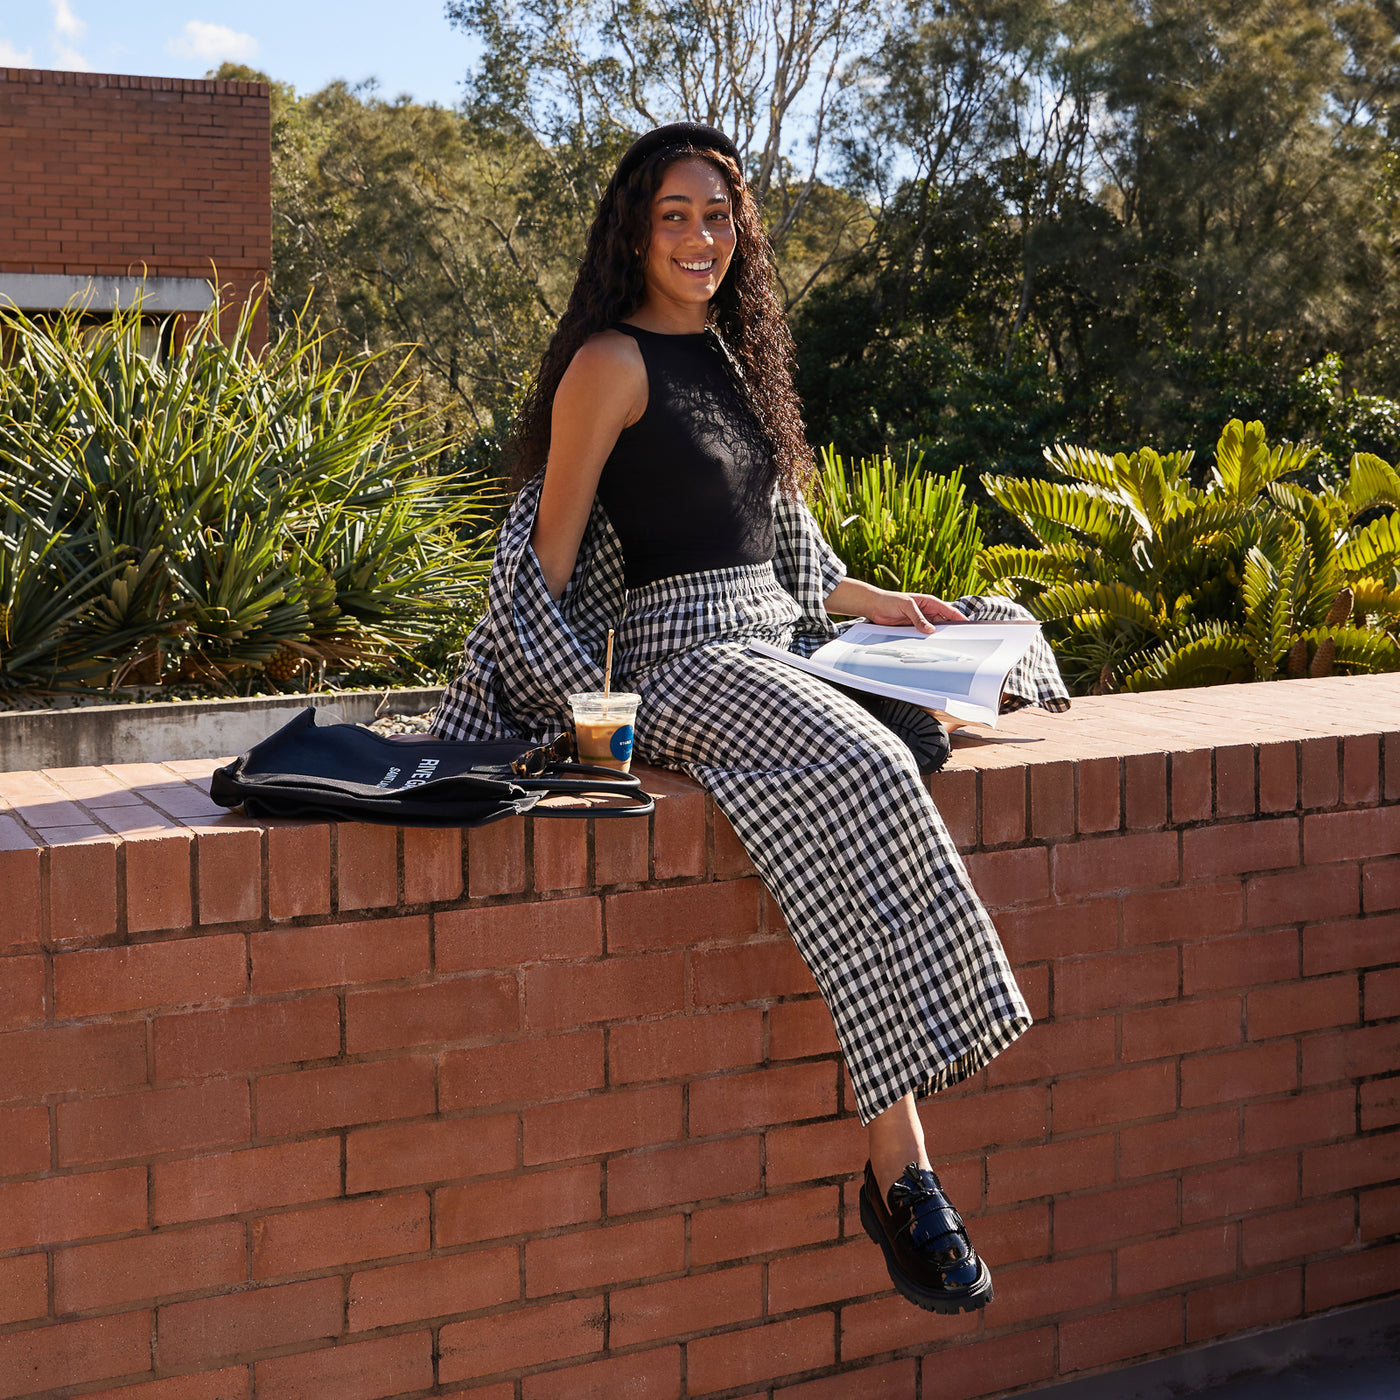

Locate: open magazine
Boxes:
[748,620,1042,728]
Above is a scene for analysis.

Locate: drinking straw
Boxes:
[603,629,615,715]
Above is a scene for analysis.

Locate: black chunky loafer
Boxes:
[864,697,951,775]
[859,1160,993,1313]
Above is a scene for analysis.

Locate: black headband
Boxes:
[613,122,742,185]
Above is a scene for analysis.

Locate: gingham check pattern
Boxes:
[434,477,1064,1122]
[951,592,1072,715]
[433,476,847,744]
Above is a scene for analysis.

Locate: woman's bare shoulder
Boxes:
[557,328,647,421]
[566,327,644,376]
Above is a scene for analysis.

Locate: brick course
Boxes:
[0,673,1396,1398]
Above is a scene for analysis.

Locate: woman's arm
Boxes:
[824,577,968,632]
[531,332,648,600]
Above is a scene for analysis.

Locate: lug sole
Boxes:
[859,1179,995,1314]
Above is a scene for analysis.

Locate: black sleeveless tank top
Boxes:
[595,323,777,589]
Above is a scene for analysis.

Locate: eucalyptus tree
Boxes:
[1097,0,1400,370]
[836,0,1107,317]
[793,0,1140,465]
[212,63,561,433]
[446,0,881,300]
[275,82,552,430]
[794,0,1400,469]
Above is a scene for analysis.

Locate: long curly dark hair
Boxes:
[507,141,813,498]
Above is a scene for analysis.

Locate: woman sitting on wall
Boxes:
[431,122,1068,1313]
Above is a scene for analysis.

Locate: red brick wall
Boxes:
[0,674,1396,1400]
[0,68,270,345]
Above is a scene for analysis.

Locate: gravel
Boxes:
[361,709,437,737]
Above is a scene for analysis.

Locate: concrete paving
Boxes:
[1197,1352,1400,1399]
[1019,1298,1400,1400]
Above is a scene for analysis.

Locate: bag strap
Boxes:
[513,760,655,818]
[496,734,654,817]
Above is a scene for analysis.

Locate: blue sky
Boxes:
[0,0,477,107]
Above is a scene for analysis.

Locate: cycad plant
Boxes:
[978,419,1400,693]
[810,443,984,601]
[0,297,503,699]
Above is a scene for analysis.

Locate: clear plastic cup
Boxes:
[568,691,641,773]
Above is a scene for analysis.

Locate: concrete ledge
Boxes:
[0,272,217,312]
[0,686,444,770]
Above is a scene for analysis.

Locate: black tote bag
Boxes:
[210,708,653,826]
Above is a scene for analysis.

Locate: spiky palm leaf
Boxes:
[0,518,129,689]
[1121,623,1255,692]
[1339,453,1400,518]
[1241,542,1314,680]
[984,417,1399,696]
[0,296,505,696]
[977,545,1092,591]
[1338,512,1400,577]
[810,445,984,601]
[1350,579,1400,623]
[1210,419,1316,501]
[1292,625,1400,674]
[982,474,1136,553]
[1266,486,1343,628]
[1111,447,1197,538]
[1041,442,1121,491]
[1150,499,1250,566]
[1031,579,1161,632]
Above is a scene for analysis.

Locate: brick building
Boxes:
[0,67,271,347]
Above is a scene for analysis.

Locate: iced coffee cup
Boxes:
[568,692,641,773]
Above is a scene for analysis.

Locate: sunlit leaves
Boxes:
[1338,512,1400,576]
[980,418,1400,694]
[981,474,1134,552]
[0,298,504,697]
[1210,419,1317,502]
[1121,625,1254,693]
[1031,579,1157,630]
[809,443,983,600]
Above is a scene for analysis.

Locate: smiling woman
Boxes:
[528,158,761,598]
[506,126,813,507]
[639,159,737,318]
[428,121,1070,1318]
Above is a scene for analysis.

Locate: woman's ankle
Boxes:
[867,1093,931,1200]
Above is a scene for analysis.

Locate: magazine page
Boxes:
[748,621,1040,725]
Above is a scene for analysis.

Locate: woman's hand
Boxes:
[823,577,968,633]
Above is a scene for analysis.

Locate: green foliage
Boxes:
[447,0,878,269]
[979,420,1400,695]
[0,298,504,700]
[809,444,983,601]
[258,72,561,436]
[227,0,1400,472]
[214,59,869,440]
[794,0,1400,478]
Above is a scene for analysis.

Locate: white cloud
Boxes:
[0,38,36,65]
[53,40,92,71]
[165,20,259,65]
[50,0,85,40]
[43,0,89,69]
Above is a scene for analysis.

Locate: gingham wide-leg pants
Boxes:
[614,561,1031,1125]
